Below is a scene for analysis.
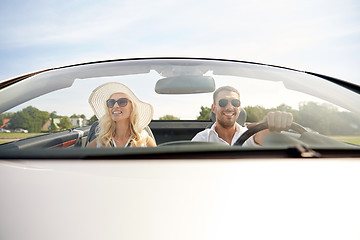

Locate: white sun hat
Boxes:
[88,82,153,130]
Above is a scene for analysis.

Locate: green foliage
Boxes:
[244,105,267,122]
[198,102,360,136]
[0,107,79,133]
[50,111,59,118]
[9,106,50,133]
[159,115,180,120]
[294,102,360,135]
[197,106,211,120]
[0,112,15,123]
[71,114,87,119]
[59,116,72,130]
[1,101,360,136]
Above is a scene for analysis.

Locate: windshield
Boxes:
[1,58,359,150]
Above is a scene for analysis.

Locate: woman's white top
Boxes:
[96,130,149,148]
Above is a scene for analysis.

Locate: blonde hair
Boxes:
[96,96,147,147]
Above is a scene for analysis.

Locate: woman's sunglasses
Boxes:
[106,98,130,108]
[218,98,241,108]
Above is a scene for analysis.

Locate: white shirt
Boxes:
[191,122,258,147]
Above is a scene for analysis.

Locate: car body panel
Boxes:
[1,159,360,240]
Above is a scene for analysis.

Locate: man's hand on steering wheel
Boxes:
[236,111,294,146]
[262,111,293,132]
[253,111,293,144]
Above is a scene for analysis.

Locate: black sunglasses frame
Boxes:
[106,98,130,108]
[218,98,241,108]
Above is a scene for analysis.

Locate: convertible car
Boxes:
[0,58,359,240]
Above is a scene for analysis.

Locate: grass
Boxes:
[331,136,360,145]
[0,132,45,144]
[0,132,43,139]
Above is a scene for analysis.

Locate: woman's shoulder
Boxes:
[87,138,98,148]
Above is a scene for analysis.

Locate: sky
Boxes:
[0,0,359,119]
[0,0,359,83]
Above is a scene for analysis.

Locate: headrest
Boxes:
[209,108,247,127]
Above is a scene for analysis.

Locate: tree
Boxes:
[197,106,211,120]
[0,112,14,130]
[274,104,293,113]
[159,115,180,120]
[10,106,49,132]
[244,105,267,122]
[0,112,15,124]
[59,116,72,130]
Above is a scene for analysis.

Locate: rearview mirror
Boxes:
[155,75,215,94]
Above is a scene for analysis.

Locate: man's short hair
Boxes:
[213,86,240,103]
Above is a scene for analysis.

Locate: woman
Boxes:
[87,82,156,148]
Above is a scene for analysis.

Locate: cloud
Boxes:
[0,0,359,84]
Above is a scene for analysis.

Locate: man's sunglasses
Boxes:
[218,98,241,108]
[106,98,130,108]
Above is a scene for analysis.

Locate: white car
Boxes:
[14,128,29,133]
[0,58,360,240]
[0,128,10,133]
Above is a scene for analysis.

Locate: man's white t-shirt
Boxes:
[191,122,258,147]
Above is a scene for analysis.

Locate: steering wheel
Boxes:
[234,122,308,146]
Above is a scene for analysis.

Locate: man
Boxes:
[191,86,293,146]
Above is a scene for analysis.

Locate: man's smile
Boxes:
[223,111,235,116]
